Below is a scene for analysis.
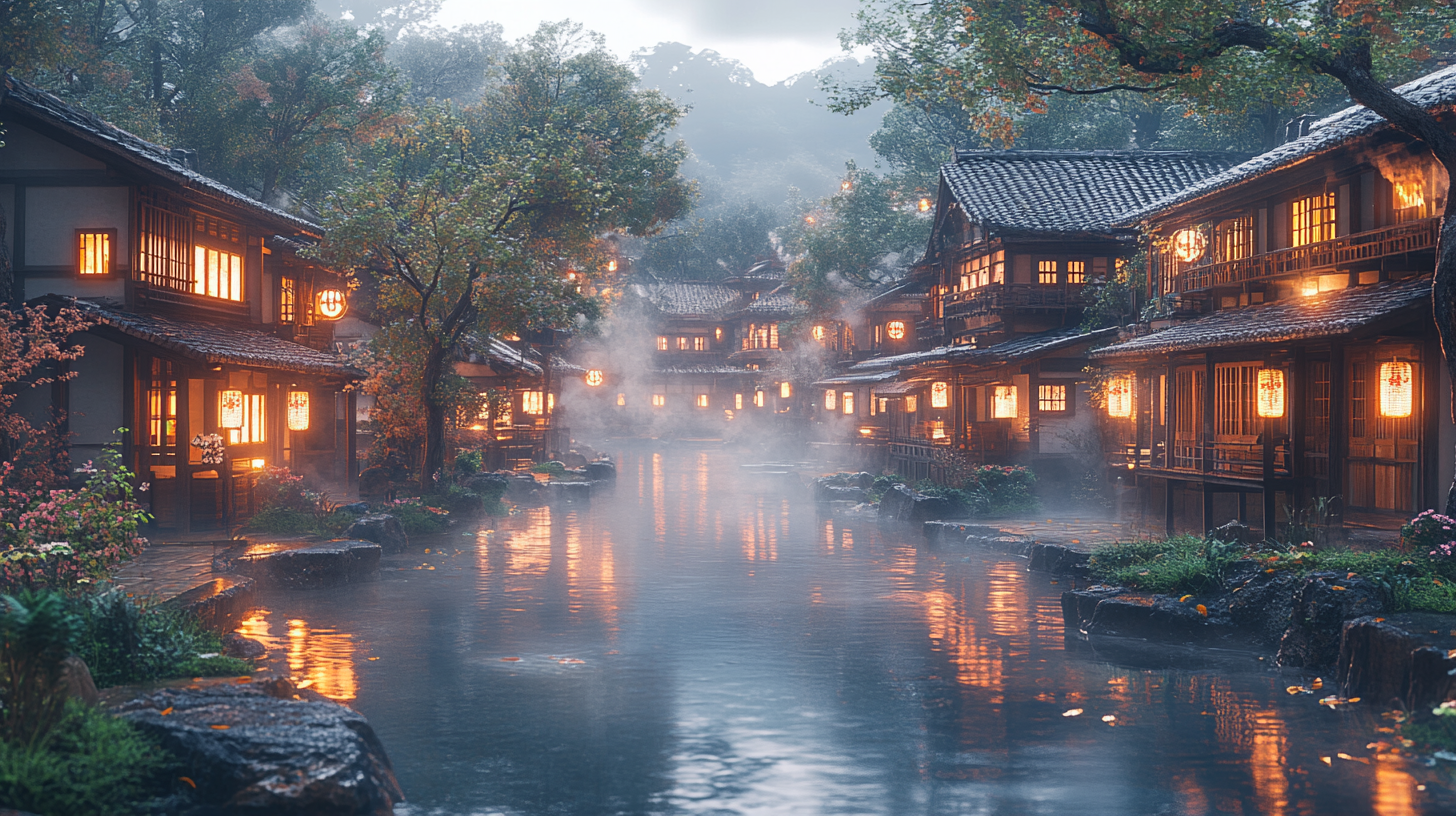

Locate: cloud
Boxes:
[629,0,862,42]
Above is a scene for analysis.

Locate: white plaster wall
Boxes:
[26,186,130,266]
[68,334,124,448]
[25,275,125,300]
[1440,363,1455,512]
[0,124,106,171]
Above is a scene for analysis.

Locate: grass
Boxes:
[72,590,254,688]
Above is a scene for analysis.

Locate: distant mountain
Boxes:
[632,43,889,203]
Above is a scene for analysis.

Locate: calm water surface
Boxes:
[239,448,1444,815]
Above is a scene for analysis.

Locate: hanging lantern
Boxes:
[930,381,950,408]
[1256,369,1285,418]
[315,288,347,320]
[584,369,604,387]
[992,385,1018,419]
[1380,361,1414,418]
[1106,377,1134,418]
[825,389,837,411]
[607,259,618,272]
[918,198,932,212]
[287,391,310,431]
[1171,228,1207,263]
[886,321,906,340]
[219,389,245,429]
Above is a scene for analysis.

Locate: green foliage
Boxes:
[531,461,567,476]
[244,506,317,536]
[70,590,250,688]
[641,199,782,280]
[421,483,482,515]
[0,701,173,816]
[964,464,1039,515]
[0,592,79,746]
[381,498,450,535]
[1081,248,1147,331]
[454,449,483,476]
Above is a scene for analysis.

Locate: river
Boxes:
[236,447,1444,815]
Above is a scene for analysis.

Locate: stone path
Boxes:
[111,534,312,603]
[995,515,1162,550]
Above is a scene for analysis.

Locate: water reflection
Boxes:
[234,449,1440,815]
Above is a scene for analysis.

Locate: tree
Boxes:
[640,199,781,280]
[0,302,91,486]
[325,23,691,488]
[389,23,505,106]
[840,0,1456,510]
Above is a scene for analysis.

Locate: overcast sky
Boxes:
[436,0,865,84]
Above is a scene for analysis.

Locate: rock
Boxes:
[356,466,393,500]
[816,484,868,503]
[1210,519,1254,544]
[503,474,541,503]
[220,541,381,590]
[465,473,510,497]
[337,502,370,515]
[1337,612,1456,708]
[1027,543,1090,577]
[546,481,591,502]
[223,633,268,660]
[1226,570,1302,648]
[922,521,1001,543]
[585,460,617,482]
[878,484,915,521]
[1277,572,1386,669]
[1084,593,1239,644]
[909,494,955,522]
[854,472,875,490]
[560,451,589,468]
[162,576,257,633]
[116,683,403,815]
[344,514,410,555]
[1061,586,1128,630]
[61,655,99,706]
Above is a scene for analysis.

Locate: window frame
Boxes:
[75,228,118,277]
[1037,383,1070,414]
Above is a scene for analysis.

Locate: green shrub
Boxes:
[422,483,482,515]
[453,450,483,476]
[0,701,173,816]
[313,509,363,537]
[382,498,450,535]
[965,464,1038,515]
[243,506,316,535]
[531,461,566,476]
[72,590,250,687]
[0,591,79,745]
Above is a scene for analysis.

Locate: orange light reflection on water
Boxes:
[237,611,358,701]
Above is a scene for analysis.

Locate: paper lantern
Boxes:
[1171,228,1207,263]
[1380,362,1413,418]
[1106,377,1134,418]
[992,385,1018,419]
[219,389,245,429]
[825,389,837,411]
[584,369,604,387]
[930,381,949,408]
[1256,369,1285,418]
[316,288,347,320]
[886,321,906,340]
[287,391,310,431]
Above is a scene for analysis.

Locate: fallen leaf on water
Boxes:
[605,650,619,655]
[1348,572,1358,579]
[234,676,252,684]
[160,706,174,716]
[367,657,380,661]
[1196,604,1208,617]
[178,777,196,789]
[1375,618,1386,622]
[559,658,584,664]
[209,725,230,730]
[1266,569,1277,574]
[1179,595,1193,603]
[1321,756,1332,766]
[1071,539,1081,544]
[1287,686,1307,695]
[1418,785,1428,791]
[1331,586,1347,591]
[1101,714,1117,724]
[500,657,521,662]
[1312,678,1324,690]
[1349,697,1361,703]
[1062,708,1083,717]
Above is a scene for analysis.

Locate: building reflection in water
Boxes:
[237,611,358,701]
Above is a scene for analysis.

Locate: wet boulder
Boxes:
[163,576,257,633]
[585,460,617,482]
[878,484,915,521]
[221,541,381,590]
[547,481,592,503]
[560,451,589,468]
[1225,569,1302,648]
[61,655,99,706]
[815,483,868,503]
[1337,613,1456,708]
[502,473,541,503]
[116,682,402,815]
[464,473,510,497]
[1061,586,1128,630]
[1276,572,1386,669]
[908,494,956,522]
[1027,543,1090,577]
[853,472,875,490]
[344,514,410,555]
[223,633,268,660]
[1084,593,1238,644]
[337,502,370,515]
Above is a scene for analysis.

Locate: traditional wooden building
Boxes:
[1092,64,1456,535]
[2,76,360,532]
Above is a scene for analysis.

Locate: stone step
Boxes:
[215,540,382,590]
[161,575,257,633]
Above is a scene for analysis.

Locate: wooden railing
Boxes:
[1173,217,1440,294]
[1126,439,1290,478]
[942,283,1085,318]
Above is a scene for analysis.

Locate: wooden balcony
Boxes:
[1173,217,1439,294]
[942,283,1085,319]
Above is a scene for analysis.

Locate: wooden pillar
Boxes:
[1423,335,1441,511]
[175,371,192,535]
[122,348,137,480]
[347,389,358,488]
[1202,482,1215,534]
[1202,356,1216,533]
[1028,366,1040,456]
[1290,348,1307,505]
[1328,343,1347,528]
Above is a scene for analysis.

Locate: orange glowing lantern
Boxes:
[825,390,837,411]
[607,259,618,272]
[1171,228,1207,263]
[930,381,949,409]
[812,325,826,342]
[1256,369,1285,418]
[286,391,310,431]
[918,198,932,212]
[885,321,906,340]
[219,389,245,429]
[584,369,604,387]
[1106,377,1134,418]
[316,288,347,320]
[1380,361,1413,418]
[992,386,1017,419]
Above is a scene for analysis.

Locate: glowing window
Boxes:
[76,230,114,275]
[812,325,825,342]
[1065,261,1086,284]
[878,397,887,414]
[1214,217,1254,263]
[279,277,296,323]
[677,337,689,351]
[522,391,544,415]
[146,359,176,447]
[1291,192,1336,246]
[1038,384,1067,412]
[905,395,918,413]
[842,392,855,415]
[616,393,626,407]
[652,394,666,408]
[495,405,513,428]
[735,393,743,410]
[992,386,1018,419]
[693,336,706,351]
[715,327,723,341]
[930,420,946,440]
[1107,377,1134,418]
[656,336,668,351]
[1038,260,1058,285]
[885,321,906,340]
[780,382,791,399]
[225,393,267,445]
[753,391,765,408]
[695,394,709,408]
[825,390,837,411]
[930,381,949,408]
[193,245,244,301]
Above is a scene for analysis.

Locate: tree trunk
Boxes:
[418,339,448,493]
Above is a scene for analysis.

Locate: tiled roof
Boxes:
[3,75,317,234]
[849,327,1115,372]
[1090,278,1430,359]
[641,283,741,316]
[459,333,543,375]
[61,298,363,377]
[657,365,758,376]
[942,150,1244,235]
[1119,65,1456,224]
[814,369,903,387]
[743,288,807,317]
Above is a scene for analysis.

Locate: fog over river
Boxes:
[239,448,1438,815]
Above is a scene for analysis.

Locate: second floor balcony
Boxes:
[942,283,1086,320]
[1171,216,1439,295]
